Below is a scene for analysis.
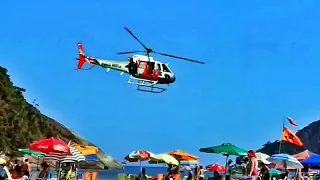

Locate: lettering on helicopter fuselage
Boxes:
[101,63,111,68]
[112,64,121,68]
[100,63,121,68]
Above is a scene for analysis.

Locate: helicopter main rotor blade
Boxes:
[117,50,146,55]
[153,51,205,64]
[124,27,150,52]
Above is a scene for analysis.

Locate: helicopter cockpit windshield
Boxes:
[162,64,171,73]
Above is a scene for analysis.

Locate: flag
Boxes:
[287,117,298,126]
[281,127,303,147]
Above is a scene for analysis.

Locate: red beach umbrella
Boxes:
[206,164,226,173]
[29,137,71,157]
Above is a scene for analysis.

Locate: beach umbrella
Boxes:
[30,138,71,161]
[301,154,320,166]
[29,137,71,155]
[199,143,247,156]
[167,150,199,161]
[180,160,199,165]
[125,150,154,179]
[61,147,86,163]
[18,148,44,158]
[269,169,284,176]
[149,154,179,165]
[292,149,317,161]
[206,164,226,173]
[267,154,303,169]
[199,143,247,174]
[19,148,45,169]
[125,150,154,162]
[0,158,6,165]
[256,152,271,164]
[72,144,98,156]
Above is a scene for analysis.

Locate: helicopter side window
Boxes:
[162,64,171,73]
[157,64,161,71]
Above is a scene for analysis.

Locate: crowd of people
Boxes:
[0,158,50,180]
[176,150,302,180]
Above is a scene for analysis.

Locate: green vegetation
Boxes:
[0,66,81,153]
[258,120,320,155]
[0,66,122,169]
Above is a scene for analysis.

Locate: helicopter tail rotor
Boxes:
[76,42,96,70]
[77,43,87,69]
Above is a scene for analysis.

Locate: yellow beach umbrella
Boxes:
[72,144,98,155]
[167,149,199,161]
[0,158,6,165]
[150,154,179,165]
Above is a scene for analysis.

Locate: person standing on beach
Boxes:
[198,165,205,180]
[246,150,258,179]
[194,165,199,180]
[225,159,233,180]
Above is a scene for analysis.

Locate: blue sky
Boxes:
[1,0,320,165]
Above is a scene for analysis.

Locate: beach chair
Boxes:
[118,173,127,180]
[157,174,164,180]
[173,174,181,180]
[83,172,92,180]
[91,172,98,180]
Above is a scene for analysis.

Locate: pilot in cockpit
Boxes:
[146,62,154,75]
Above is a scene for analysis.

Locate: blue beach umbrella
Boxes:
[267,154,303,169]
[301,154,320,166]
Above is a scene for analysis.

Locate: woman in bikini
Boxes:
[246,150,259,179]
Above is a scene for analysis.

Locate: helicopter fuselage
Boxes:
[87,54,175,84]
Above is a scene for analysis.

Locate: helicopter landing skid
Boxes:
[127,76,166,93]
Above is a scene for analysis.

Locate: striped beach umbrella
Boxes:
[43,152,69,161]
[267,153,303,169]
[61,147,86,163]
[125,150,155,162]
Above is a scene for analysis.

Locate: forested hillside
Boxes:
[0,66,122,169]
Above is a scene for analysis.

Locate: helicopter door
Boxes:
[155,62,163,77]
[137,61,147,74]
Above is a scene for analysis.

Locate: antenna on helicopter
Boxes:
[117,27,205,64]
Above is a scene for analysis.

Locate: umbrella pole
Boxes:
[57,161,61,180]
[37,157,39,170]
[225,155,229,177]
[140,160,142,179]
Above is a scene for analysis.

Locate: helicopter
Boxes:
[76,27,204,93]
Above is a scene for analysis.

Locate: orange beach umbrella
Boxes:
[167,150,199,161]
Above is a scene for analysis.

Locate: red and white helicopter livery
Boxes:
[76,27,204,93]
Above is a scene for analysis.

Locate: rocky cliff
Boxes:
[0,66,122,169]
